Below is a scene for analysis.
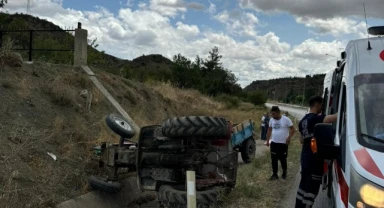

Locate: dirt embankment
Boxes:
[0,63,264,208]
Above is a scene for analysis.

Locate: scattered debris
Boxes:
[80,89,93,111]
[47,152,57,161]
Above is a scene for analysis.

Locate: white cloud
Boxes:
[149,0,186,17]
[214,10,259,37]
[238,0,384,19]
[292,39,337,58]
[138,2,147,9]
[176,22,200,39]
[1,0,347,87]
[239,0,377,38]
[126,0,134,7]
[295,16,367,38]
[149,0,204,17]
[207,2,216,14]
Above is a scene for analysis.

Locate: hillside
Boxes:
[0,12,173,77]
[244,74,326,105]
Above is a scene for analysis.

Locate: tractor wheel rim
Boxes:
[248,146,253,155]
[114,117,132,131]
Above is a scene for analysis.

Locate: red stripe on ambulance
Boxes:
[335,161,349,208]
[354,148,384,179]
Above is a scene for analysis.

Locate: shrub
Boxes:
[215,94,240,109]
[0,37,23,67]
[247,91,267,106]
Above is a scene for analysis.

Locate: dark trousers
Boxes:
[270,142,288,174]
[295,155,324,208]
[261,126,267,140]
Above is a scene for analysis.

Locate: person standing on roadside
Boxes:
[295,96,337,208]
[261,113,266,140]
[266,106,295,180]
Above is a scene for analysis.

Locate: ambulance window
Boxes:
[339,84,347,171]
[323,88,328,114]
[338,85,347,135]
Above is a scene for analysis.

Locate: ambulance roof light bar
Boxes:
[368,26,384,36]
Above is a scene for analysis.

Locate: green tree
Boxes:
[169,47,242,97]
[0,0,7,8]
[171,54,200,89]
[248,91,267,106]
[202,46,222,72]
[295,95,303,104]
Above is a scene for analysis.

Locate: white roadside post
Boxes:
[187,171,197,208]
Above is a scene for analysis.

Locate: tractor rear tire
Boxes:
[161,116,228,137]
[158,185,226,208]
[240,138,256,163]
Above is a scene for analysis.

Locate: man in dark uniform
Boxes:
[295,96,337,208]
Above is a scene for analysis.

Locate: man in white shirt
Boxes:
[266,106,296,180]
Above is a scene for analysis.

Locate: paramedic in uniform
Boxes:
[266,106,295,180]
[295,96,337,208]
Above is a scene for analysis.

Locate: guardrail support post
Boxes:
[74,22,88,66]
[187,171,196,208]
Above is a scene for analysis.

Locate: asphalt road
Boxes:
[265,103,331,208]
[265,103,307,121]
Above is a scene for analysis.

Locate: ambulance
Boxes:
[318,26,384,208]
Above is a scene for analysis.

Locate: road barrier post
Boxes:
[187,171,196,208]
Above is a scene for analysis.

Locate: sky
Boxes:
[1,0,384,87]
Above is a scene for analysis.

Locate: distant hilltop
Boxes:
[244,74,325,104]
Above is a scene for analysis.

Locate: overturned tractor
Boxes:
[90,114,256,207]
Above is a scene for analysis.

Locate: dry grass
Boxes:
[43,71,93,107]
[148,82,223,110]
[91,87,105,105]
[1,78,16,89]
[0,37,23,67]
[45,77,77,106]
[0,171,21,208]
[0,63,115,208]
[148,81,266,125]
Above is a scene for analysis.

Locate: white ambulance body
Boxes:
[322,27,384,208]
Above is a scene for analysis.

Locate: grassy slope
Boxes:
[0,63,117,208]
